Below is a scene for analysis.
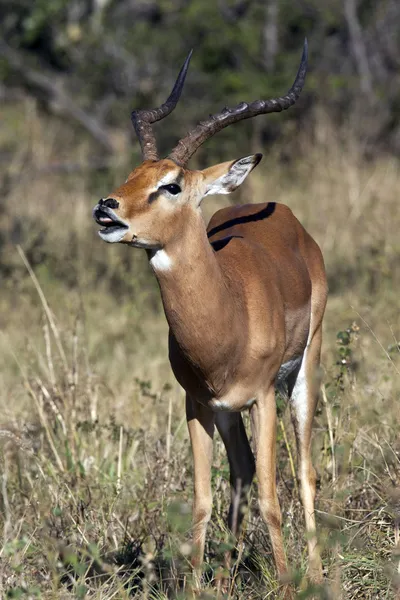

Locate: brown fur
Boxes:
[95,156,328,590]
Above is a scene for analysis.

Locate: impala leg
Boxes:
[252,387,289,581]
[186,395,215,585]
[216,412,255,573]
[289,326,323,583]
[216,412,255,536]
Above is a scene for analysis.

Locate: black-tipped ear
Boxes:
[231,153,263,174]
[253,153,263,167]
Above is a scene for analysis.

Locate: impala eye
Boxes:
[160,183,181,195]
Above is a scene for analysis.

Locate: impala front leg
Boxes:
[186,395,215,586]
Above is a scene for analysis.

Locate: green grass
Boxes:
[0,106,399,598]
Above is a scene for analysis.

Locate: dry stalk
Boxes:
[35,376,67,435]
[26,382,65,472]
[1,453,12,550]
[279,417,299,497]
[117,425,123,495]
[321,384,337,487]
[17,244,69,375]
[352,308,400,376]
[3,338,65,472]
[165,395,172,479]
[43,320,56,390]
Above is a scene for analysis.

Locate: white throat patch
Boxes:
[150,249,173,272]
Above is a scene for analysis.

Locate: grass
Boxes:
[0,103,399,598]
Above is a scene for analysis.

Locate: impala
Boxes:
[93,40,327,591]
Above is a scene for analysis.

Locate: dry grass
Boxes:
[0,103,399,599]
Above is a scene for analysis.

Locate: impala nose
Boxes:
[99,198,119,209]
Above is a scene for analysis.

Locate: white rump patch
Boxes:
[150,249,173,271]
[290,333,312,435]
[291,358,308,434]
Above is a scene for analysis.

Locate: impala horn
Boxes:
[131,49,193,161]
[169,39,308,166]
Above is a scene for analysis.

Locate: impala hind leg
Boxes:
[289,326,323,583]
[216,412,255,573]
[186,395,215,585]
[252,388,290,584]
[216,412,255,536]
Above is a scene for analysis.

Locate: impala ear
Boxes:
[202,154,262,197]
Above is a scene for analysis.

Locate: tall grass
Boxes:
[0,103,399,598]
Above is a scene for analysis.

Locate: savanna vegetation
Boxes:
[0,1,399,598]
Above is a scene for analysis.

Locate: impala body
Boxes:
[93,41,327,593]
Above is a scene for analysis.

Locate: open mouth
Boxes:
[93,205,129,242]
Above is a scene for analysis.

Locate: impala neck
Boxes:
[149,207,242,385]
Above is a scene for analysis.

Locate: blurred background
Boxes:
[0,1,399,598]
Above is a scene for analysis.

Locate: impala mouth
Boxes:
[93,205,129,243]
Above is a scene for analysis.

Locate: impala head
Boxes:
[93,41,308,249]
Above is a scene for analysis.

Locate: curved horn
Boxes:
[169,39,308,166]
[131,50,193,161]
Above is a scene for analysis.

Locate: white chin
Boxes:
[98,228,128,243]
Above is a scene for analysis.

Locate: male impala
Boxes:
[93,40,327,591]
